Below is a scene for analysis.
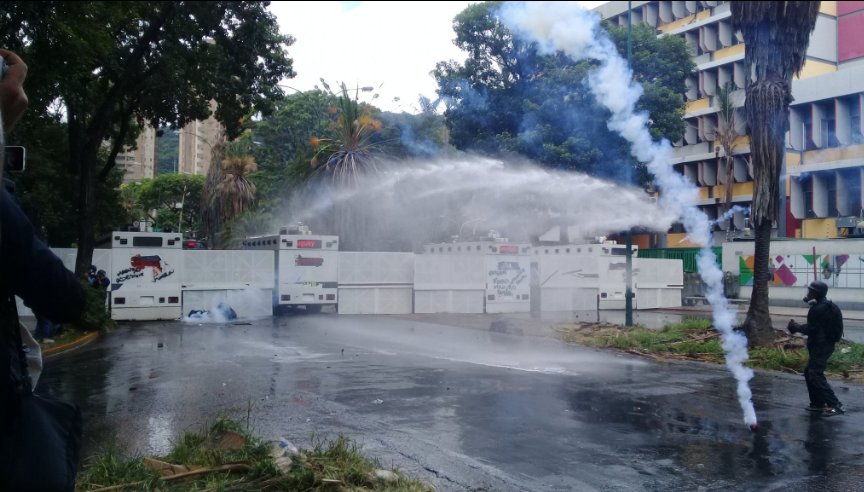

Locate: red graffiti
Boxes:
[295,255,324,267]
[131,255,166,279]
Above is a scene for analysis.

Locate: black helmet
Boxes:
[807,281,828,299]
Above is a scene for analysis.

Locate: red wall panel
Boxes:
[839,13,864,61]
[839,1,864,16]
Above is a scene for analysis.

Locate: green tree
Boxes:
[434,2,693,185]
[155,129,180,175]
[0,1,294,275]
[731,1,820,347]
[134,173,205,234]
[711,82,742,222]
[309,82,385,250]
[242,90,333,212]
[11,113,126,246]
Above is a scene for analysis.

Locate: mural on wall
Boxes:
[739,254,863,288]
[115,254,175,284]
[487,260,529,301]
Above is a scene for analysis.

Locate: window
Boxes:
[821,117,838,148]
[133,236,163,247]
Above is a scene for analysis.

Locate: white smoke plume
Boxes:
[501,2,757,426]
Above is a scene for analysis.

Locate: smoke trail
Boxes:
[501,2,757,426]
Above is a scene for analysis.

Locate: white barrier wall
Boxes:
[531,245,601,311]
[181,250,275,318]
[110,232,183,320]
[242,234,339,310]
[633,258,684,309]
[484,244,531,313]
[338,252,414,314]
[722,239,864,307]
[531,243,681,311]
[414,244,486,313]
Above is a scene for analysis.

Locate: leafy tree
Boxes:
[711,82,742,223]
[241,90,332,213]
[0,1,294,275]
[434,1,693,185]
[134,173,205,234]
[731,1,820,347]
[10,113,126,246]
[155,129,180,175]
[308,82,386,250]
[216,155,258,226]
[227,89,450,249]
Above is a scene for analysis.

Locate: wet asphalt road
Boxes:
[41,313,864,491]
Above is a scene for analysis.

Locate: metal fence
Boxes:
[637,247,722,273]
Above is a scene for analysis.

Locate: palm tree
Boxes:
[309,81,383,250]
[216,155,258,222]
[731,1,820,347]
[201,134,226,246]
[713,82,740,225]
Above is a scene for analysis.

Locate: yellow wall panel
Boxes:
[796,59,838,80]
[820,1,837,16]
[803,143,864,164]
[732,182,753,196]
[713,43,745,61]
[802,218,836,238]
[686,98,710,113]
[786,151,801,167]
[658,14,696,33]
[733,135,751,148]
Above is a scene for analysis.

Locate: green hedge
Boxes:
[638,247,722,273]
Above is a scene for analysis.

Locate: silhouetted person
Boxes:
[1,47,85,491]
[788,281,844,416]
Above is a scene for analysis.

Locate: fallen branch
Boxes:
[91,482,146,492]
[624,349,661,361]
[162,463,252,482]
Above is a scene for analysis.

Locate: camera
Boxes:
[1,55,27,172]
[4,145,25,172]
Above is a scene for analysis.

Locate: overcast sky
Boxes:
[268,1,608,114]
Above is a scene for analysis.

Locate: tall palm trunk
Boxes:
[732,1,820,347]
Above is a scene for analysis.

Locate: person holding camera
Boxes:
[787,280,845,416]
[2,47,86,491]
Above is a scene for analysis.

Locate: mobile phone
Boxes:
[4,146,26,172]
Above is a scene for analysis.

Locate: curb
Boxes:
[43,331,100,358]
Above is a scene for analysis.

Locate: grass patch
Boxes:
[558,318,864,380]
[76,418,433,491]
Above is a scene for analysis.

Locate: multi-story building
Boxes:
[596,1,864,246]
[119,103,224,182]
[117,126,157,183]
[177,103,223,176]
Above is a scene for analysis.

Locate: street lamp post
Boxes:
[625,1,634,327]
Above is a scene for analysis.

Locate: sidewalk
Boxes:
[669,303,864,321]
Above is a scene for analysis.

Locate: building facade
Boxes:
[117,126,157,183]
[596,1,864,246]
[177,103,223,176]
[118,104,224,183]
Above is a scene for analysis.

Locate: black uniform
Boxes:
[796,297,844,410]
[2,186,86,488]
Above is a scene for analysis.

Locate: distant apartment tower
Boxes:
[117,126,157,183]
[177,103,223,175]
[596,1,864,244]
